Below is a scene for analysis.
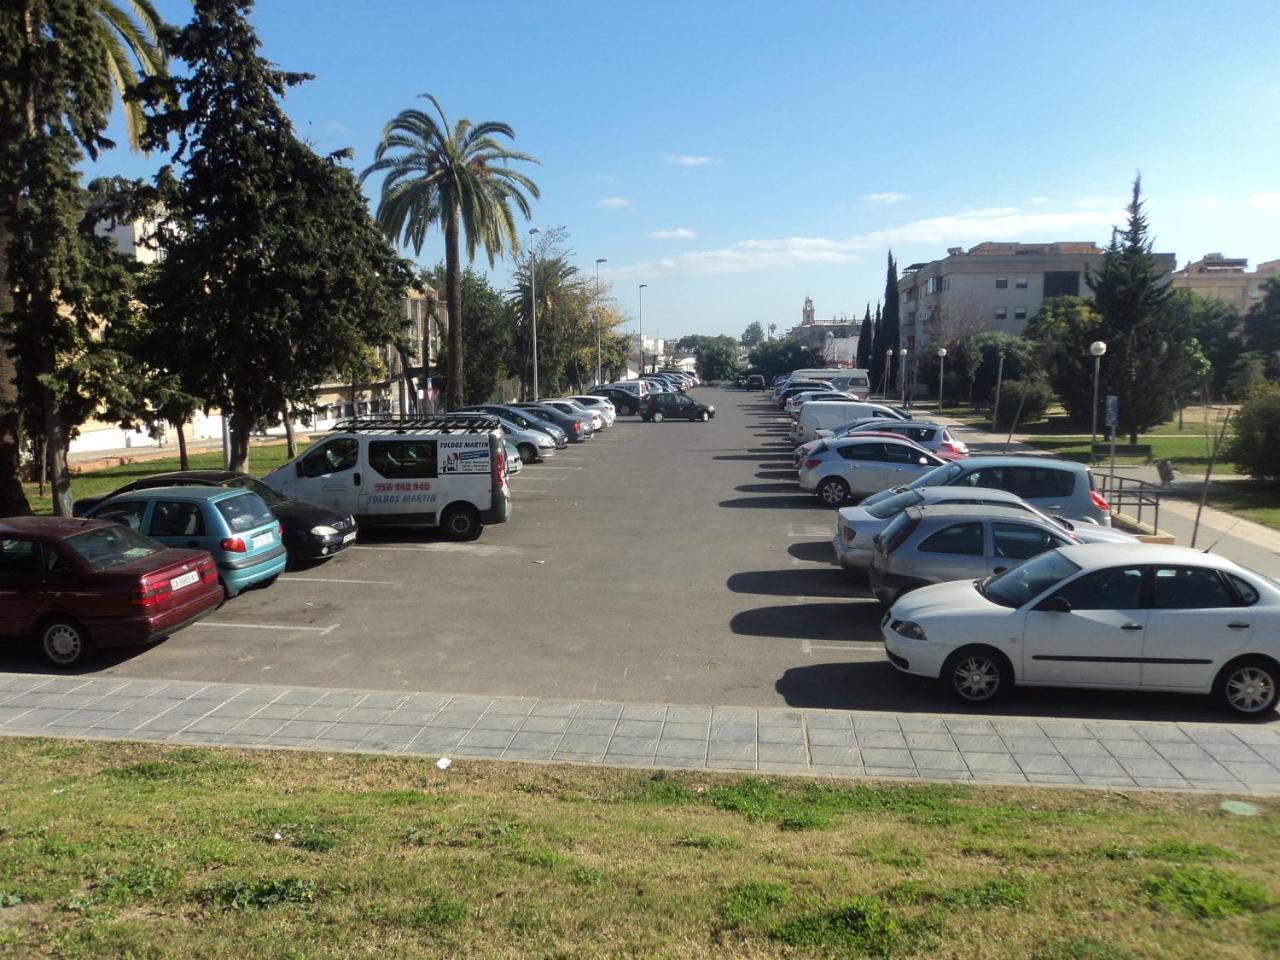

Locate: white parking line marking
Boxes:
[192,621,341,635]
[352,543,517,556]
[801,639,882,653]
[280,577,399,586]
[527,465,583,470]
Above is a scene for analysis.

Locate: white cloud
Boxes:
[1250,192,1280,210]
[862,192,909,205]
[602,204,1125,279]
[1028,196,1051,205]
[664,153,719,166]
[596,197,631,208]
[647,227,697,240]
[324,120,352,137]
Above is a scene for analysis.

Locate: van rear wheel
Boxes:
[441,503,483,541]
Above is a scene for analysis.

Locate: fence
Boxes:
[1094,473,1164,533]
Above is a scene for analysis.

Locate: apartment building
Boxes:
[1170,254,1280,314]
[897,241,1177,353]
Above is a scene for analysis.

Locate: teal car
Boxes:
[85,486,288,598]
[505,439,523,475]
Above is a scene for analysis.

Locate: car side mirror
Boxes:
[295,461,305,478]
[918,457,928,465]
[1040,595,1072,614]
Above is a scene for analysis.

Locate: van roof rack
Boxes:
[331,414,500,434]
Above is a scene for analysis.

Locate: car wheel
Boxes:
[441,503,483,541]
[817,477,850,506]
[38,617,95,669]
[517,442,537,464]
[652,411,664,423]
[1213,656,1279,718]
[700,411,710,422]
[942,646,1012,706]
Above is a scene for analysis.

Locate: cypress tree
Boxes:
[869,303,885,391]
[880,252,901,390]
[855,302,873,370]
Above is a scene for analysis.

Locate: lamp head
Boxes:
[1089,340,1107,357]
[937,347,947,358]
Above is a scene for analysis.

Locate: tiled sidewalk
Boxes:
[2,672,1279,793]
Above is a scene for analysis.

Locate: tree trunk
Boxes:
[282,406,296,459]
[228,407,253,474]
[0,225,32,515]
[175,418,189,470]
[444,206,464,410]
[42,389,73,517]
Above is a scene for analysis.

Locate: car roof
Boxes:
[916,485,1023,504]
[910,503,1053,523]
[835,431,925,443]
[1057,542,1238,570]
[136,469,241,484]
[0,516,116,539]
[98,484,250,503]
[951,456,1087,471]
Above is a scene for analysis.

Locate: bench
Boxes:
[1091,443,1153,461]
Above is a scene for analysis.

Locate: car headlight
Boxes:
[538,437,553,447]
[708,406,715,412]
[895,620,927,641]
[311,525,338,537]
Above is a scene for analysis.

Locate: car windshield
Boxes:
[219,475,287,506]
[865,489,925,520]
[215,492,275,532]
[64,524,164,571]
[979,551,1081,609]
[903,461,967,490]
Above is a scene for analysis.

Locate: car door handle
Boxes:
[1228,622,1250,630]
[992,566,1007,574]
[1121,623,1143,631]
[186,540,200,547]
[353,472,361,487]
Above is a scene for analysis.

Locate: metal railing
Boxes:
[1095,473,1163,533]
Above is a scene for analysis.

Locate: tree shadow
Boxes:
[730,600,882,641]
[727,569,865,599]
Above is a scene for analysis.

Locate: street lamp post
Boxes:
[883,348,894,397]
[1089,340,1107,459]
[638,284,647,375]
[936,347,947,411]
[990,352,1006,431]
[529,227,541,400]
[594,258,607,386]
[900,348,910,407]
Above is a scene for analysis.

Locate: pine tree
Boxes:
[855,303,873,370]
[880,252,901,390]
[869,303,885,392]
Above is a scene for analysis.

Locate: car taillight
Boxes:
[495,446,507,488]
[842,526,856,543]
[571,421,581,432]
[221,537,246,553]
[131,577,171,607]
[277,522,284,539]
[1090,490,1110,513]
[199,559,217,583]
[804,458,822,469]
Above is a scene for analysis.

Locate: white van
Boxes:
[792,401,905,445]
[263,415,510,540]
[790,368,871,396]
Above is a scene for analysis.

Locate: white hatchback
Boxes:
[882,543,1280,717]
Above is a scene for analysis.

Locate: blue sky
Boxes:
[92,0,1280,339]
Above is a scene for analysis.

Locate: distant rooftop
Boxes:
[901,242,1103,273]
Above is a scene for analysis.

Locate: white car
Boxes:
[783,390,859,418]
[798,435,944,506]
[834,485,1135,572]
[565,395,616,427]
[882,544,1280,717]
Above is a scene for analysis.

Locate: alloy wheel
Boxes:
[952,655,1001,702]
[1225,666,1277,714]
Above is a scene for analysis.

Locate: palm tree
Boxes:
[1,0,165,516]
[361,94,539,410]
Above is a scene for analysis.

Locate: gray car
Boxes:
[834,485,1137,573]
[859,455,1112,526]
[868,504,1084,605]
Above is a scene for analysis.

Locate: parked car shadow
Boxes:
[730,600,882,641]
[727,569,866,599]
[787,540,835,564]
[754,469,797,481]
[718,495,826,511]
[734,482,799,494]
[775,661,1262,723]
[0,641,158,679]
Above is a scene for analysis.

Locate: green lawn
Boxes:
[23,443,294,515]
[1021,434,1231,473]
[1,739,1278,959]
[1204,483,1280,530]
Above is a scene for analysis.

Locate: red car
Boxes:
[0,516,223,668]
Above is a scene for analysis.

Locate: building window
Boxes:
[994,307,1008,321]
[995,277,1008,289]
[943,277,950,290]
[1014,307,1027,321]
[926,276,940,294]
[1015,276,1028,289]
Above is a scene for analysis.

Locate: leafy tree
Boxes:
[965,332,1043,408]
[429,265,511,404]
[1229,383,1280,481]
[696,342,740,381]
[741,321,764,347]
[992,378,1054,429]
[1,0,164,515]
[747,340,823,380]
[1085,177,1185,443]
[854,303,873,370]
[1024,296,1105,422]
[137,0,414,473]
[1245,275,1280,356]
[1164,290,1241,400]
[878,253,901,391]
[1226,352,1270,401]
[362,94,539,410]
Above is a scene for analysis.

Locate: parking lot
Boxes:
[2,387,1274,726]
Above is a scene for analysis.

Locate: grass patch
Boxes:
[1204,481,1280,530]
[2,738,1280,958]
[1143,866,1271,921]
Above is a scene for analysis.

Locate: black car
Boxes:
[745,374,766,390]
[511,402,594,442]
[640,393,716,422]
[588,386,641,416]
[72,470,356,565]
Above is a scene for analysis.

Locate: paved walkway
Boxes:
[3,672,1279,793]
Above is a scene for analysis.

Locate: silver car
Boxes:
[542,399,604,431]
[817,419,968,457]
[868,504,1087,605]
[566,395,616,426]
[798,435,944,506]
[834,485,1137,573]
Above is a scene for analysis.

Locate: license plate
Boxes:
[251,531,274,549]
[342,531,356,544]
[170,570,199,591]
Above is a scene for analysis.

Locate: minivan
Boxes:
[793,401,908,445]
[263,415,511,540]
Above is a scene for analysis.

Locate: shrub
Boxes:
[1229,384,1280,481]
[991,378,1054,429]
